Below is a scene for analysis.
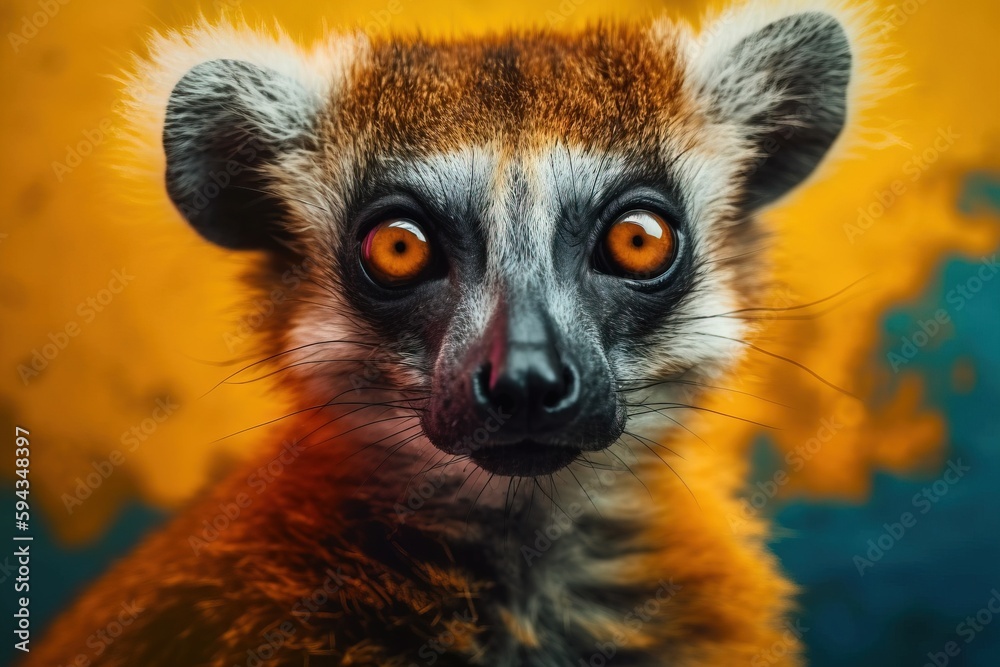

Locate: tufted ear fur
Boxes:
[163,59,321,252]
[691,10,853,213]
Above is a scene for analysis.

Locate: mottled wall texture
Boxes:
[1,0,998,665]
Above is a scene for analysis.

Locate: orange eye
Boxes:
[599,210,676,279]
[361,219,433,286]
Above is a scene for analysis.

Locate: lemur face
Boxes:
[162,12,851,477]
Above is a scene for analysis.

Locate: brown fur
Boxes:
[20,6,873,663]
[25,413,797,666]
[339,28,690,152]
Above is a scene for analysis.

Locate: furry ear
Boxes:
[692,10,852,212]
[163,59,320,252]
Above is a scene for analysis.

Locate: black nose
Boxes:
[475,349,579,428]
[471,303,580,436]
[421,291,624,477]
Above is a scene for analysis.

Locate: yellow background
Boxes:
[1,0,998,544]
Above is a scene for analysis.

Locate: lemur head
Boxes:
[158,7,852,477]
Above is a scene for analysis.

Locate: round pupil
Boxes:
[602,211,675,279]
[361,219,432,286]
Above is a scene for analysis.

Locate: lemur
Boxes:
[29,2,868,665]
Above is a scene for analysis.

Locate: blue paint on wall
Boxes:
[758,173,1000,666]
[2,505,167,666]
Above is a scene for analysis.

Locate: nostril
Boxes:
[542,364,576,411]
[542,389,560,409]
[473,363,492,404]
[494,391,517,414]
[475,362,517,413]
